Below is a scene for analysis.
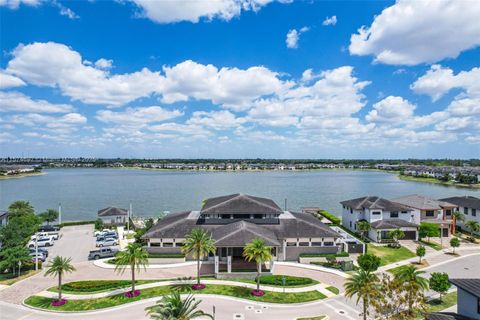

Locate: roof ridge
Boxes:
[202,193,281,213]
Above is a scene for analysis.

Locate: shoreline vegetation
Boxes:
[0,171,46,180]
[397,174,480,189]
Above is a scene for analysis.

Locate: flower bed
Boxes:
[251,290,265,296]
[124,290,140,298]
[191,283,206,290]
[51,299,67,306]
[257,275,314,286]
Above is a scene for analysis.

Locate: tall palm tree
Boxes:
[344,269,379,320]
[465,221,479,238]
[242,238,272,293]
[115,243,149,295]
[357,220,371,241]
[181,229,216,287]
[44,256,76,301]
[146,291,213,319]
[395,265,429,315]
[453,211,465,234]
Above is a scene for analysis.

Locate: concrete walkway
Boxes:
[36,279,336,300]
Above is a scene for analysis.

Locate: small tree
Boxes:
[465,221,479,239]
[429,272,451,302]
[388,229,405,247]
[115,243,149,296]
[0,246,32,277]
[419,222,440,242]
[450,237,460,254]
[94,218,104,231]
[182,229,216,289]
[416,245,426,264]
[357,220,371,241]
[45,256,76,304]
[357,253,381,272]
[243,238,273,295]
[39,209,59,225]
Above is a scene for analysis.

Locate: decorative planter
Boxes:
[51,299,67,306]
[251,290,265,296]
[191,283,206,290]
[124,290,141,298]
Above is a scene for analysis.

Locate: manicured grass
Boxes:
[367,244,415,266]
[26,285,327,311]
[387,264,417,276]
[325,286,339,294]
[420,240,442,251]
[426,291,457,313]
[297,316,327,320]
[228,276,318,288]
[0,269,41,285]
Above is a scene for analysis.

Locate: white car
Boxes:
[96,238,118,247]
[31,233,58,241]
[28,237,54,248]
[94,229,114,237]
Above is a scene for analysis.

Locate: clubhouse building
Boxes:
[143,194,342,273]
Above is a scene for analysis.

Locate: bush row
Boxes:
[316,210,341,225]
[257,275,314,286]
[56,220,96,227]
[299,251,349,258]
[61,280,133,292]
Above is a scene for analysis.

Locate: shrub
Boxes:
[57,220,96,228]
[316,210,341,225]
[357,253,381,272]
[257,275,314,286]
[299,252,349,258]
[61,280,135,292]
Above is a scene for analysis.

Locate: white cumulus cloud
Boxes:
[0,91,74,113]
[322,15,337,26]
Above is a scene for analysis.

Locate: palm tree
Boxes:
[453,211,465,234]
[242,238,273,293]
[388,228,405,247]
[395,265,429,315]
[357,220,371,241]
[44,256,76,302]
[115,243,149,295]
[146,291,213,319]
[344,269,379,320]
[465,221,479,239]
[181,229,216,288]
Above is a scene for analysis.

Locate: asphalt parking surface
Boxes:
[44,224,97,263]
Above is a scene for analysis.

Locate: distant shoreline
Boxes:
[398,174,480,189]
[0,171,46,180]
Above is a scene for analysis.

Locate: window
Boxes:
[220,214,230,219]
[286,242,296,246]
[445,209,452,216]
[473,209,477,217]
[350,208,353,214]
[176,242,183,247]
[233,214,244,219]
[150,242,161,247]
[349,221,352,228]
[254,214,263,219]
[426,210,434,217]
[298,242,309,246]
[323,241,334,246]
[391,211,399,218]
[401,211,408,214]
[372,211,381,215]
[162,242,173,247]
[311,242,322,246]
[464,207,469,215]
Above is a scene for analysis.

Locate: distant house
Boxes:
[97,207,128,226]
[0,211,9,227]
[340,196,418,242]
[392,195,457,237]
[428,279,480,320]
[439,196,480,235]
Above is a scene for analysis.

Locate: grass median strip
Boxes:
[27,284,327,311]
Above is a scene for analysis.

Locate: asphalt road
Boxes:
[423,253,480,279]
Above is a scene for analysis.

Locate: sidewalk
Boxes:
[36,279,337,300]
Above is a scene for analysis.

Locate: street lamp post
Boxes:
[35,235,38,271]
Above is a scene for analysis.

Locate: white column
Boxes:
[283,240,286,261]
[227,254,232,273]
[214,255,219,274]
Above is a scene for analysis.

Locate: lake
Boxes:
[1,168,478,221]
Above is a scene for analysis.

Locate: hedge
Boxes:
[316,210,341,225]
[148,253,185,258]
[56,220,96,227]
[257,275,314,286]
[299,251,349,258]
[59,280,154,293]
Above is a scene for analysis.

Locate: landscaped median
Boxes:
[25,282,328,311]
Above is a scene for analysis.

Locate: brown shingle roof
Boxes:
[340,196,411,212]
[97,207,128,217]
[439,196,480,210]
[201,193,283,215]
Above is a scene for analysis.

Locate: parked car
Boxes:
[96,238,118,247]
[28,237,54,248]
[29,248,48,258]
[88,247,118,260]
[30,252,46,262]
[31,233,58,241]
[97,233,118,241]
[38,225,60,232]
[94,229,114,237]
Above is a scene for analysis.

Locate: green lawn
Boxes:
[325,286,339,294]
[367,244,415,266]
[426,291,457,313]
[26,284,327,311]
[297,316,327,320]
[48,280,161,294]
[0,269,41,285]
[419,240,442,251]
[387,264,417,276]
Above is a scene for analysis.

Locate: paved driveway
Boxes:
[46,224,99,263]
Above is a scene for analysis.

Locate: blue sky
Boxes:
[1,0,479,159]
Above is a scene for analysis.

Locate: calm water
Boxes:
[1,168,479,221]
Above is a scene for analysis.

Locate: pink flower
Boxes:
[124,290,141,298]
[251,290,265,296]
[191,283,206,290]
[51,299,67,306]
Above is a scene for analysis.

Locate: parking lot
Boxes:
[44,224,97,263]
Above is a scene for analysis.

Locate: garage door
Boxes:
[403,231,417,240]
